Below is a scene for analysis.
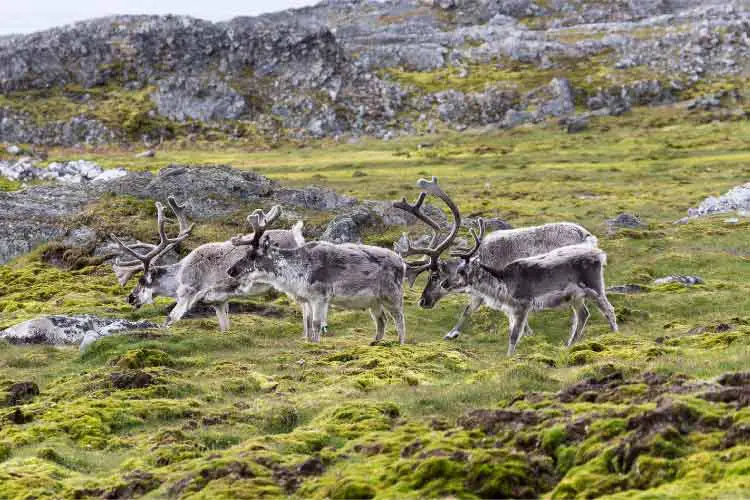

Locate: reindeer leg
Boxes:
[300,301,311,340]
[310,301,327,343]
[523,320,535,337]
[507,306,528,356]
[370,306,387,343]
[165,287,202,328]
[221,302,230,331]
[573,301,590,345]
[393,308,406,345]
[214,304,226,332]
[566,298,590,347]
[445,295,483,340]
[384,295,407,345]
[585,288,619,333]
[319,301,330,337]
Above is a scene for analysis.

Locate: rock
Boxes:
[653,275,704,286]
[62,227,99,248]
[6,144,21,155]
[561,115,589,134]
[0,315,158,347]
[588,80,674,113]
[0,157,128,185]
[110,371,156,389]
[0,157,43,181]
[688,93,723,110]
[0,183,88,263]
[607,213,645,229]
[687,183,750,218]
[153,75,248,122]
[135,149,156,158]
[0,162,366,262]
[321,208,376,243]
[91,168,128,183]
[4,381,40,406]
[0,108,118,146]
[274,185,357,212]
[607,284,648,294]
[469,217,512,231]
[526,78,575,120]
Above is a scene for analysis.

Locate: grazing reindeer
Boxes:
[227,207,407,344]
[394,176,598,339]
[112,199,304,331]
[440,220,618,355]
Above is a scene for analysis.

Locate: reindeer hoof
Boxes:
[444,330,460,340]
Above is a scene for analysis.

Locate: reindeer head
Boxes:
[226,206,282,279]
[393,176,484,308]
[111,196,193,308]
[432,220,486,296]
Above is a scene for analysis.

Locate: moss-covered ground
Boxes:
[3,105,750,497]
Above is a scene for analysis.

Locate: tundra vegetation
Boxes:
[3,105,750,498]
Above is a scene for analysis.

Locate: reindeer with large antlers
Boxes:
[227,207,407,344]
[437,222,619,355]
[394,176,603,340]
[112,200,304,331]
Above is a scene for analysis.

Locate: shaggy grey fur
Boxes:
[418,222,597,339]
[229,240,406,344]
[117,223,304,331]
[449,244,618,355]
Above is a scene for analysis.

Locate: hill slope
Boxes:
[1,0,749,145]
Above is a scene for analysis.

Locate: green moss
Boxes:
[112,349,174,369]
[330,479,376,499]
[542,425,568,454]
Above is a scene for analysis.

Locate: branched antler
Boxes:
[450,218,486,261]
[231,205,282,248]
[392,176,463,283]
[110,197,194,273]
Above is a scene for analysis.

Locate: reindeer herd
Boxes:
[111,177,618,356]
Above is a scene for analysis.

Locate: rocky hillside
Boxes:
[1,0,748,145]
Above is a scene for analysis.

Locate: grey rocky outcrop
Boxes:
[0,158,127,184]
[0,162,423,263]
[153,75,249,122]
[0,315,158,346]
[1,1,748,143]
[685,183,750,219]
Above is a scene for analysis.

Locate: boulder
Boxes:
[0,315,158,347]
[653,275,704,286]
[607,213,645,229]
[686,183,750,218]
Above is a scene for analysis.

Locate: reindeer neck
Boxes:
[153,263,182,298]
[257,245,313,288]
[467,259,509,300]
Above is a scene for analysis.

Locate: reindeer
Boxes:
[394,176,598,339]
[226,207,407,344]
[437,219,618,355]
[111,198,304,331]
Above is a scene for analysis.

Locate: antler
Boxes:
[110,197,194,272]
[416,176,461,257]
[232,205,282,248]
[392,176,462,283]
[114,242,158,267]
[167,196,193,236]
[451,218,486,261]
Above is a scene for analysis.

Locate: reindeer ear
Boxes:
[113,265,141,287]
